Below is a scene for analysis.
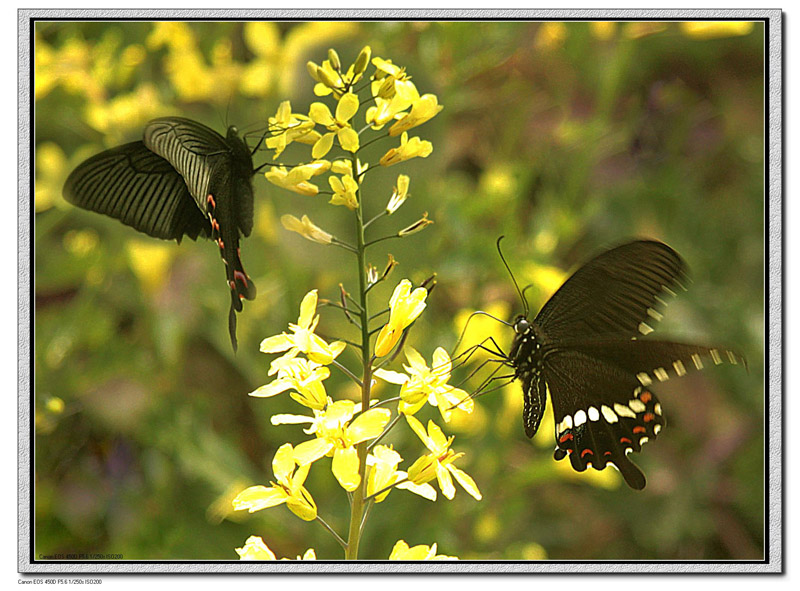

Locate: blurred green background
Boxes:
[34,20,765,561]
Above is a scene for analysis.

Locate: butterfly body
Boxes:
[63,117,258,350]
[504,240,744,490]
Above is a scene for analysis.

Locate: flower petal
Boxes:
[346,408,391,444]
[272,443,297,480]
[293,438,335,466]
[236,535,277,560]
[336,92,360,122]
[373,368,409,385]
[259,334,294,353]
[332,447,361,491]
[448,465,482,500]
[298,290,318,328]
[396,480,437,501]
[232,485,287,512]
[436,464,456,500]
[250,380,294,398]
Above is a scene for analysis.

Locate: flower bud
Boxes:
[327,49,341,72]
[354,46,371,76]
[398,213,433,237]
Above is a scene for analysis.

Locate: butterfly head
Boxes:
[513,315,531,335]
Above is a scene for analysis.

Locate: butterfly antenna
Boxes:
[497,236,529,317]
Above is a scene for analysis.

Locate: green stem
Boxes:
[345,153,372,560]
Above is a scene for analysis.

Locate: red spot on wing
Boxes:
[559,433,573,444]
[207,194,216,209]
[633,426,646,434]
[604,451,612,456]
[234,270,249,287]
[217,238,225,249]
[228,280,236,290]
[643,412,655,423]
[620,437,632,445]
[580,448,594,458]
[639,391,652,403]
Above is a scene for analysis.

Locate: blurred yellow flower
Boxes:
[259,289,346,365]
[310,93,360,158]
[389,94,443,136]
[281,214,334,245]
[379,132,433,167]
[125,240,175,294]
[274,400,391,492]
[534,22,568,51]
[374,279,428,357]
[232,443,317,521]
[590,21,617,41]
[35,142,68,212]
[374,347,473,421]
[680,21,755,39]
[405,415,482,501]
[84,83,166,139]
[328,174,359,210]
[250,356,330,411]
[389,540,458,560]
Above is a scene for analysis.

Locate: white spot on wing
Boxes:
[638,322,654,335]
[653,367,669,382]
[710,349,722,365]
[637,372,652,386]
[654,424,662,435]
[654,403,662,416]
[574,409,587,427]
[673,360,687,377]
[691,353,704,370]
[601,405,618,423]
[647,308,663,321]
[628,399,646,413]
[588,406,600,421]
[614,403,636,419]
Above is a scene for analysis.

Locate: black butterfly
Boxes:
[63,117,260,351]
[502,240,745,490]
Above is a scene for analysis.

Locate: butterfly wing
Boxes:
[562,339,747,386]
[63,141,209,241]
[534,241,688,341]
[143,117,233,215]
[542,348,666,490]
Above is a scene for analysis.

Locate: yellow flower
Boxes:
[328,174,359,210]
[389,540,458,560]
[374,347,473,421]
[386,174,410,214]
[235,536,317,561]
[405,415,482,501]
[367,445,437,503]
[259,290,346,364]
[379,132,433,167]
[374,279,428,357]
[398,213,434,237]
[232,443,317,521]
[274,400,391,492]
[265,161,330,196]
[366,79,419,129]
[310,92,360,158]
[236,536,277,560]
[389,94,443,136]
[280,214,334,245]
[265,101,319,158]
[250,356,330,411]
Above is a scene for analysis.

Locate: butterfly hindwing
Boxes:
[543,349,664,490]
[63,141,209,241]
[534,241,688,341]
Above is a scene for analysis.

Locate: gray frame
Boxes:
[19,8,782,574]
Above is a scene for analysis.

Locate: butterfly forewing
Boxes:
[63,141,209,241]
[143,117,233,215]
[534,241,688,341]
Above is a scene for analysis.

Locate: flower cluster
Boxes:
[233,45,474,561]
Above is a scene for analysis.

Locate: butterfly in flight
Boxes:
[486,239,746,490]
[63,117,264,351]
